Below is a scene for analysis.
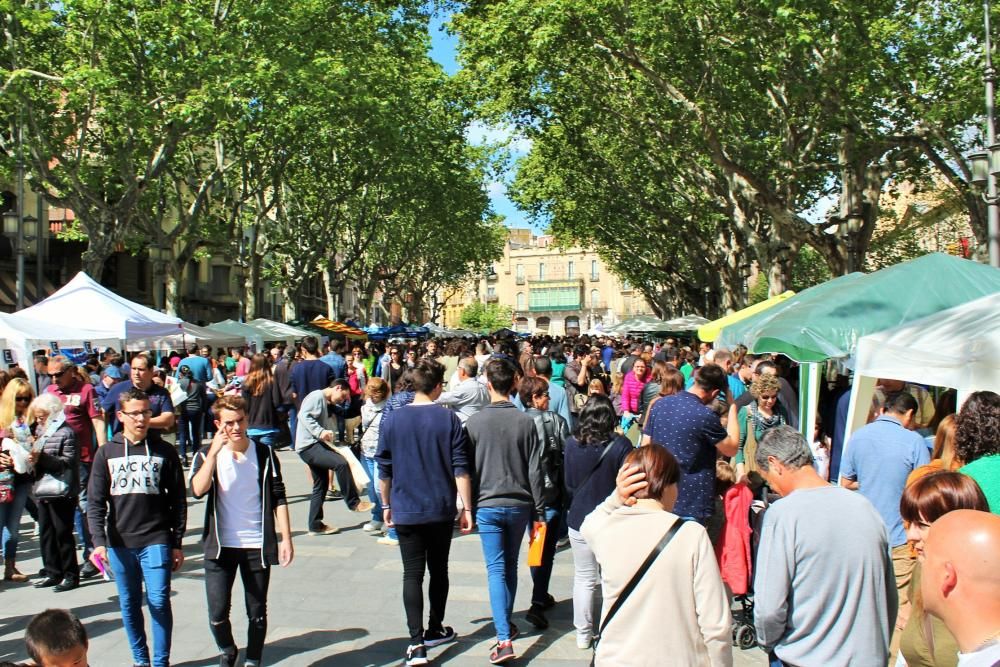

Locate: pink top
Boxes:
[235,357,251,377]
[620,371,648,414]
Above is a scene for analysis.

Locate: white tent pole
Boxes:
[839,374,877,483]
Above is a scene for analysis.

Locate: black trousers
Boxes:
[298,443,360,530]
[396,521,454,642]
[204,548,271,662]
[37,497,79,581]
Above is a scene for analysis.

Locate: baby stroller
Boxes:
[731,496,770,650]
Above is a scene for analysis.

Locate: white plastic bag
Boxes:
[1,437,32,474]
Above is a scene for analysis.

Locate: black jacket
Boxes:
[190,441,287,566]
[525,407,570,508]
[32,423,79,500]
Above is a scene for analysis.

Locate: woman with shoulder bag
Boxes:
[241,353,285,450]
[582,445,732,666]
[562,395,633,650]
[27,393,80,592]
[735,374,788,489]
[520,376,571,631]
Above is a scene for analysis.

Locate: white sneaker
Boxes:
[362,520,384,534]
[377,535,399,546]
[577,635,592,650]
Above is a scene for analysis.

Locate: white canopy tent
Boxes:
[125,322,247,352]
[0,312,120,374]
[247,318,313,347]
[844,292,1000,449]
[205,320,266,352]
[12,272,183,342]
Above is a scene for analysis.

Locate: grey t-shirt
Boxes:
[754,485,898,667]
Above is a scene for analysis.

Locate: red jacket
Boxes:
[714,482,753,595]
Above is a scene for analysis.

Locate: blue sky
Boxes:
[427,13,536,230]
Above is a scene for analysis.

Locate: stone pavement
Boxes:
[0,447,768,666]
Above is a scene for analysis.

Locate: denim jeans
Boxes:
[176,411,203,459]
[74,462,93,559]
[0,481,30,559]
[108,544,174,667]
[769,651,784,667]
[362,456,396,539]
[249,431,280,449]
[530,506,562,605]
[476,505,532,641]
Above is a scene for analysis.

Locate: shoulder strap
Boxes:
[596,520,683,642]
[568,440,616,497]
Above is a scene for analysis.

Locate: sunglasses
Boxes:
[48,370,68,379]
[15,396,30,403]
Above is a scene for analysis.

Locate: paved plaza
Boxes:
[0,447,768,666]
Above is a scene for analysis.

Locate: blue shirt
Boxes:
[601,346,614,372]
[727,375,746,401]
[319,352,347,379]
[642,391,728,520]
[101,381,175,435]
[375,403,469,525]
[513,381,572,426]
[841,415,930,547]
[177,355,211,383]
[291,360,335,409]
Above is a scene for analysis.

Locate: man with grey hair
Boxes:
[435,356,489,424]
[753,426,896,667]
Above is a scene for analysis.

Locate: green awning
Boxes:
[715,253,1000,362]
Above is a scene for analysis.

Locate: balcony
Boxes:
[486,294,499,303]
[589,273,600,282]
[515,276,525,285]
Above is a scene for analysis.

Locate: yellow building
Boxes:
[440,229,650,334]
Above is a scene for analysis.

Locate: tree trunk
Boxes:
[282,285,299,321]
[245,225,261,320]
[323,266,342,321]
[163,264,182,318]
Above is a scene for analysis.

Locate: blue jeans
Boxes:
[769,651,784,667]
[108,544,174,667]
[74,462,93,559]
[0,481,30,559]
[477,506,532,641]
[176,411,203,459]
[249,431,280,449]
[530,506,561,605]
[362,456,396,539]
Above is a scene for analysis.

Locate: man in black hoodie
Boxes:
[190,395,293,667]
[87,388,187,667]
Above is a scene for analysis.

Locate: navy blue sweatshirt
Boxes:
[375,403,469,525]
[563,434,632,531]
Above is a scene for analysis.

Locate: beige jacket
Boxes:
[581,495,733,667]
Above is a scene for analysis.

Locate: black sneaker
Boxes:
[539,593,556,609]
[34,576,60,588]
[53,578,79,592]
[326,489,344,501]
[489,640,516,664]
[405,644,428,666]
[219,648,238,667]
[423,626,457,648]
[80,561,101,579]
[525,604,549,629]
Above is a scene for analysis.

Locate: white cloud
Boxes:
[466,121,533,157]
[486,180,507,197]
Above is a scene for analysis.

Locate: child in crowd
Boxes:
[22,609,88,667]
[587,378,605,396]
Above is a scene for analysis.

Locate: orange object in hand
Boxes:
[527,523,547,567]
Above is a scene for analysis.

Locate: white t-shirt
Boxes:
[958,642,1000,667]
[216,440,263,549]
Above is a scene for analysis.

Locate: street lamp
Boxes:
[703,285,711,317]
[3,210,37,309]
[971,0,1000,268]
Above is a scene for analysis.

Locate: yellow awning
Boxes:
[698,291,795,342]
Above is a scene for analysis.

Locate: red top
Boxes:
[47,377,101,463]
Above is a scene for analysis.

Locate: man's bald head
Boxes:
[921,509,1000,651]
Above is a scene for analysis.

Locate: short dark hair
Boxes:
[954,390,1000,464]
[329,377,350,391]
[330,339,343,354]
[412,359,445,394]
[624,445,680,501]
[883,391,918,416]
[755,360,776,375]
[485,358,517,396]
[118,387,150,410]
[25,609,87,662]
[302,336,319,355]
[694,364,727,394]
[531,356,553,378]
[518,376,548,408]
[130,353,152,370]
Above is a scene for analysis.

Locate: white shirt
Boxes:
[958,641,1000,667]
[216,440,263,549]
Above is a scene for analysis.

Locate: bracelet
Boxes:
[382,505,390,510]
[463,509,472,513]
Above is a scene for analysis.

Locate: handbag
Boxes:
[33,416,73,500]
[591,519,684,664]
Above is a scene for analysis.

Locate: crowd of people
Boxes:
[0,332,998,667]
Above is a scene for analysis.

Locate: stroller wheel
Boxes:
[736,625,757,650]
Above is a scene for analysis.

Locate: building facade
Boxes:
[440,228,650,335]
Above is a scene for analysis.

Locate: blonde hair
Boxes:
[0,378,33,431]
[588,378,605,394]
[610,372,624,395]
[750,373,781,399]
